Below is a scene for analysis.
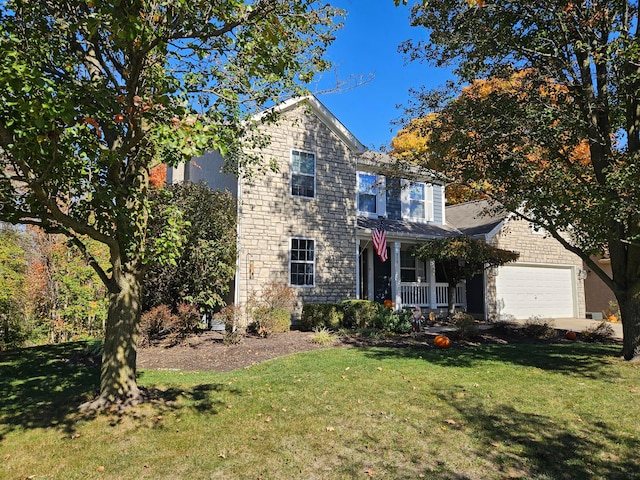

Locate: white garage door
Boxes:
[495,265,575,319]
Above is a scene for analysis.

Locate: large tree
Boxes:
[397,1,640,360]
[412,236,519,315]
[0,0,341,408]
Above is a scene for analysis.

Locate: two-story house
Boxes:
[168,95,586,323]
[167,95,463,322]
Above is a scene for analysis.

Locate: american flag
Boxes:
[372,221,388,262]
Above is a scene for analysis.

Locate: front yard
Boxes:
[1,333,639,479]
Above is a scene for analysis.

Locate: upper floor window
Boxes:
[357,172,386,217]
[401,180,433,222]
[290,238,315,287]
[291,150,315,198]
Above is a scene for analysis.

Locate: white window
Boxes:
[401,180,433,222]
[290,238,315,286]
[400,251,426,283]
[357,172,386,217]
[291,150,315,198]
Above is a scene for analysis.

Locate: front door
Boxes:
[373,246,391,304]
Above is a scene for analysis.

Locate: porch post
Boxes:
[391,242,401,309]
[428,259,437,310]
[367,244,374,301]
[355,240,360,299]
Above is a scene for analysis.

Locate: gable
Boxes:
[258,95,366,154]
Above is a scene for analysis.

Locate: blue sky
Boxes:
[314,1,454,151]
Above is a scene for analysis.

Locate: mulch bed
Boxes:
[136,325,603,373]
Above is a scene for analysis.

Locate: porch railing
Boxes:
[399,282,465,309]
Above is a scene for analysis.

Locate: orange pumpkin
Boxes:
[383,299,394,308]
[434,335,451,349]
[608,315,618,323]
[565,331,577,340]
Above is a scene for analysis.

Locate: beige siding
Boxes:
[486,219,586,319]
[236,103,357,320]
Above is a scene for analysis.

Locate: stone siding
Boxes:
[486,218,586,319]
[236,103,357,321]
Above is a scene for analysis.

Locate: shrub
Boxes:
[261,283,296,311]
[452,312,479,339]
[522,317,557,339]
[341,300,378,329]
[373,305,412,334]
[140,305,175,347]
[582,321,614,343]
[253,307,291,337]
[171,303,201,342]
[300,303,343,331]
[309,327,338,346]
[140,303,200,346]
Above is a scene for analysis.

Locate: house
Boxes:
[583,256,616,319]
[168,95,585,323]
[446,200,586,320]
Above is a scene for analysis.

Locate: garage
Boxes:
[495,264,576,319]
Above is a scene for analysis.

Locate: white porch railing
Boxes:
[399,283,430,307]
[399,282,465,309]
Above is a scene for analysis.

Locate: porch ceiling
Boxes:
[357,217,461,240]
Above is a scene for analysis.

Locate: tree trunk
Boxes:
[619,288,640,361]
[81,269,144,410]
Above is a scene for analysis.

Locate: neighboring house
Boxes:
[168,95,586,323]
[447,200,586,320]
[583,256,616,319]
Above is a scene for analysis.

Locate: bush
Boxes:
[172,303,201,342]
[247,283,295,336]
[452,312,479,339]
[300,303,343,331]
[341,300,378,329]
[582,321,614,343]
[309,327,339,346]
[253,307,291,337]
[373,305,412,334]
[140,303,200,346]
[261,283,296,311]
[522,317,557,339]
[140,305,175,346]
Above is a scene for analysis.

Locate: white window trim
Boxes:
[289,237,316,288]
[357,171,386,218]
[401,179,434,222]
[290,149,316,199]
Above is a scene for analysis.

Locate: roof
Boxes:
[357,217,461,240]
[445,199,507,238]
[259,95,367,154]
[355,151,444,185]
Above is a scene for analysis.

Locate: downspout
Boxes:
[234,173,242,329]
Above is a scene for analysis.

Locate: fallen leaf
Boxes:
[71,433,81,439]
[265,416,272,423]
[444,419,457,425]
[365,468,374,476]
[345,367,350,371]
[97,466,105,472]
[326,426,335,432]
[440,426,447,431]
[377,367,383,371]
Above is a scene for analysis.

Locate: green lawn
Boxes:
[1,340,639,479]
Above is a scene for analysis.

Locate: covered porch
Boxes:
[356,237,466,311]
